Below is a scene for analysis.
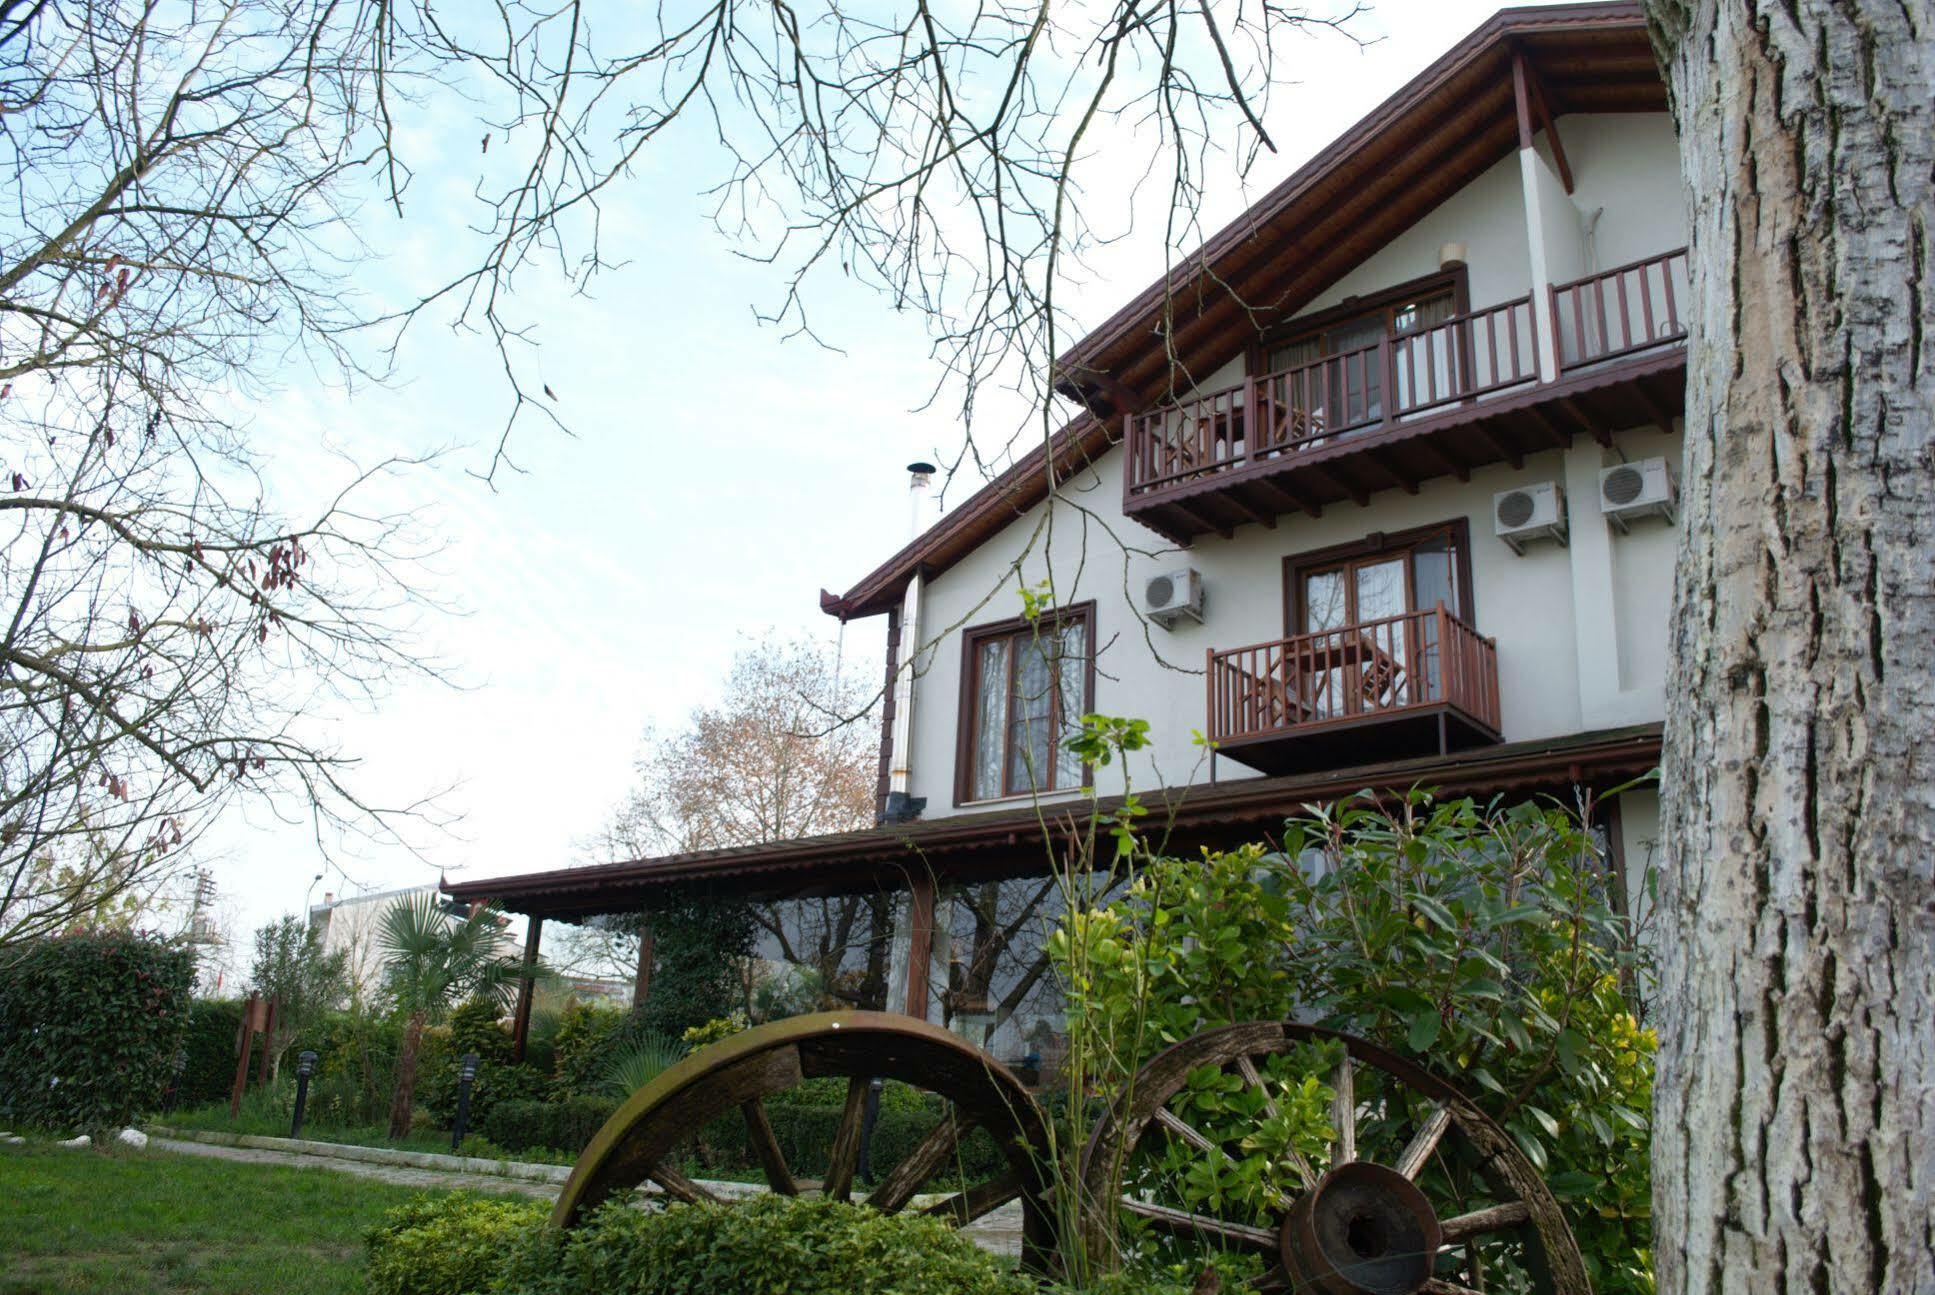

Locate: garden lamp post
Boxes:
[450,1053,480,1153]
[291,1050,318,1140]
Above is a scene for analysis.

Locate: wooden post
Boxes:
[632,915,655,1009]
[901,876,936,1020]
[511,915,543,1061]
[256,997,278,1085]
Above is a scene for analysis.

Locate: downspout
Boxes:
[881,462,936,823]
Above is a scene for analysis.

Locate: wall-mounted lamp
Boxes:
[1438,241,1469,271]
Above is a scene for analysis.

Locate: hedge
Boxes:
[365,1193,1206,1295]
[366,1193,1038,1295]
[172,999,247,1108]
[0,931,197,1130]
[475,1090,1006,1184]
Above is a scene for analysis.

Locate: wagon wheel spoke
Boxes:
[1235,1053,1316,1189]
[1117,1198,1279,1252]
[821,1075,870,1201]
[1152,1106,1294,1210]
[1331,1052,1357,1163]
[1438,1200,1531,1242]
[740,1098,798,1196]
[648,1162,724,1206]
[1394,1100,1452,1180]
[920,1168,1023,1224]
[865,1110,973,1214]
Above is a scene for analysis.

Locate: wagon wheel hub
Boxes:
[1280,1162,1442,1295]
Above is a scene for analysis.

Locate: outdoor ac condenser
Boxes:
[1142,568,1205,629]
[1493,481,1568,556]
[1598,457,1677,532]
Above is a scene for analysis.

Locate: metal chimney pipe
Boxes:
[883,463,936,822]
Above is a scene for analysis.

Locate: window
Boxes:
[1255,270,1465,431]
[957,605,1095,803]
[1285,523,1472,715]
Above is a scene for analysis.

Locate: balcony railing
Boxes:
[1206,606,1500,748]
[1123,246,1690,503]
[1552,247,1689,372]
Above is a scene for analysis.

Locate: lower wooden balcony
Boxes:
[1125,247,1690,544]
[1207,607,1502,776]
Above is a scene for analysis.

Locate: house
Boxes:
[446,2,1680,1076]
[309,883,472,1007]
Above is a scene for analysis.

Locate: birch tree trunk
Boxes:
[1645,3,1935,1293]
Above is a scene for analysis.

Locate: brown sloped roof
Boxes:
[820,2,1663,621]
[442,723,1660,919]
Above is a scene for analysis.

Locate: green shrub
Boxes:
[366,1193,1036,1295]
[366,1193,549,1295]
[0,930,196,1130]
[172,998,246,1107]
[1053,792,1656,1294]
[304,1008,405,1127]
[477,1094,621,1155]
[549,1001,628,1097]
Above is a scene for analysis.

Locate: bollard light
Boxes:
[290,1049,319,1140]
[450,1052,481,1153]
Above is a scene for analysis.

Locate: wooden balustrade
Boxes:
[1124,296,1540,497]
[1121,246,1689,505]
[1551,247,1689,371]
[1206,606,1499,746]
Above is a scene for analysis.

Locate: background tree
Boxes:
[563,636,885,1013]
[246,915,349,1080]
[376,895,528,1139]
[2,0,1368,951]
[1642,3,1935,1291]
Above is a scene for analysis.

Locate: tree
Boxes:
[2,0,1362,949]
[376,894,528,1139]
[569,636,886,1014]
[247,915,349,1080]
[1643,4,1935,1291]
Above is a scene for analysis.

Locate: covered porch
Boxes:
[444,723,1662,1068]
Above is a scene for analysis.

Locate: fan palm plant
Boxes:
[378,894,534,1139]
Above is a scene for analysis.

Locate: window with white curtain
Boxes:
[960,607,1094,802]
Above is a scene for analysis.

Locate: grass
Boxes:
[162,1098,577,1166]
[0,1139,520,1295]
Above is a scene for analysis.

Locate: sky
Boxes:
[193,0,1516,973]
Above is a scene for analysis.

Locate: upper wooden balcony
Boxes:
[1124,248,1690,543]
[1207,605,1501,776]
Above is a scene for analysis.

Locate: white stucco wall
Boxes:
[903,420,1683,819]
[890,111,1688,820]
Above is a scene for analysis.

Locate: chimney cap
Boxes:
[906,461,937,476]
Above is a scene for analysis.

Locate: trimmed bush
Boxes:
[366,1193,549,1295]
[172,998,246,1107]
[366,1193,1036,1295]
[477,1094,620,1155]
[0,930,196,1130]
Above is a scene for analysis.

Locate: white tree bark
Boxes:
[1647,3,1935,1293]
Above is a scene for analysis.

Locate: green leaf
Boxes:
[1406,1010,1442,1052]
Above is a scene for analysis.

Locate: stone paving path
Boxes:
[146,1135,1026,1257]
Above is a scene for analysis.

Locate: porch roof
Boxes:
[442,723,1661,921]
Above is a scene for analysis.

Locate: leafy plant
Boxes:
[378,897,534,1138]
[600,1031,684,1098]
[1053,791,1656,1294]
[0,930,196,1130]
[249,915,350,1080]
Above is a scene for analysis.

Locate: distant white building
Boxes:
[307,884,461,1007]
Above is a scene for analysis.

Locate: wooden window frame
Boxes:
[1283,519,1476,635]
[953,602,1098,807]
[1250,266,1472,376]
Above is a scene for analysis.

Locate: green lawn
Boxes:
[0,1141,513,1295]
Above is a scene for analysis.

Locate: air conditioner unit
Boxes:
[1142,567,1205,628]
[1494,482,1568,555]
[1599,457,1677,532]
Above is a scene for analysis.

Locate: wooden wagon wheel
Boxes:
[1077,1022,1592,1295]
[552,1010,1056,1268]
